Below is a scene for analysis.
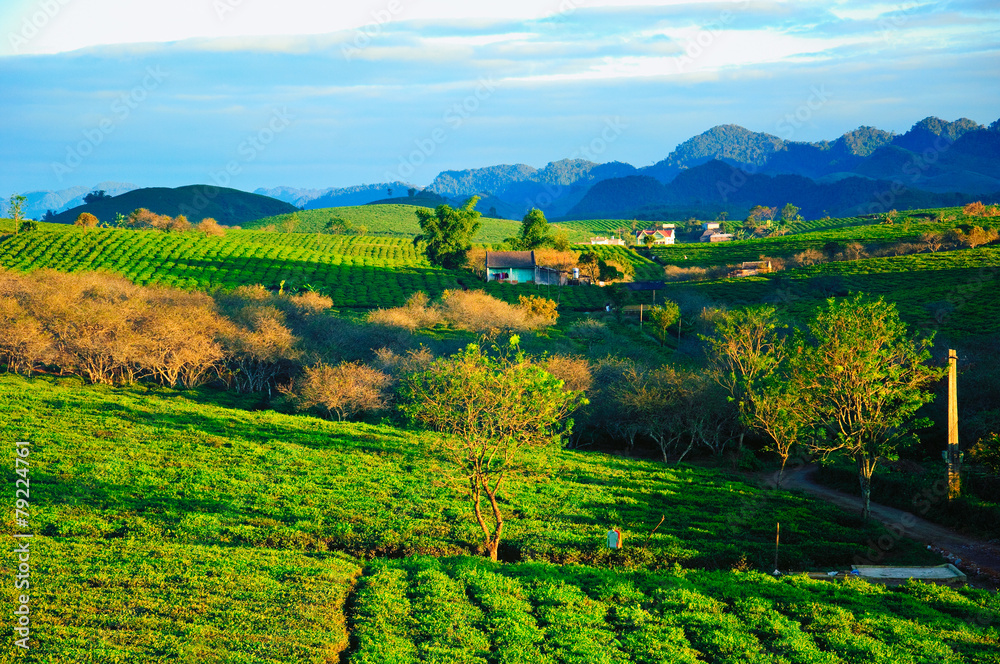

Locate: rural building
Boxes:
[484,250,563,285]
[589,236,626,245]
[700,228,733,242]
[729,261,773,278]
[636,227,675,245]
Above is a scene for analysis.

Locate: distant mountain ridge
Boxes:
[418,116,1000,220]
[11,182,141,220]
[255,182,415,209]
[22,116,999,225]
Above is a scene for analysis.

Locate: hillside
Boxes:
[244,204,525,243]
[48,185,298,227]
[6,370,994,662]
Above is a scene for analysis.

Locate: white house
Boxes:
[636,228,675,245]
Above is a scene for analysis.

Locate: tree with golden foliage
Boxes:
[283,361,390,421]
[196,217,226,237]
[74,212,100,228]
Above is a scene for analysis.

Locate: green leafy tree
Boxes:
[780,203,801,223]
[7,194,26,235]
[415,196,482,269]
[648,301,680,346]
[511,208,552,250]
[577,251,600,281]
[802,296,944,520]
[400,339,585,561]
[705,306,810,488]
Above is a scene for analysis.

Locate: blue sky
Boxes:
[1,0,998,196]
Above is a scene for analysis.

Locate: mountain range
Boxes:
[16,116,1000,224]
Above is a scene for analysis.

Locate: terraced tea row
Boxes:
[348,556,999,664]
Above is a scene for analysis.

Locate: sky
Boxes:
[1,0,998,197]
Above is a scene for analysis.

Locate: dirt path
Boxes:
[772,464,1000,587]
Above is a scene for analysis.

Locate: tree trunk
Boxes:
[857,456,873,522]
[471,474,504,562]
[776,454,788,491]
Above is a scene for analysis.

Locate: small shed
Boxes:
[701,229,733,243]
[729,261,773,278]
[852,564,967,587]
[485,250,563,285]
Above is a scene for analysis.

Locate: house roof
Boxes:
[637,228,674,237]
[486,250,535,269]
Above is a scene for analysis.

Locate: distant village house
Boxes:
[484,251,564,285]
[636,224,675,245]
[700,222,733,243]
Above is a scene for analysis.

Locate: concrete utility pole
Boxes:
[947,349,961,500]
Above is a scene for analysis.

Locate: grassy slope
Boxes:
[1,371,963,661]
[245,204,525,244]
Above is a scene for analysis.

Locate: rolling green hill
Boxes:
[245,204,525,244]
[48,185,299,227]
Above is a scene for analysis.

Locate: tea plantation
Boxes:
[246,204,525,244]
[0,225,625,311]
[2,208,1000,661]
[2,373,997,662]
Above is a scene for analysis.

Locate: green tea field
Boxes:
[3,372,996,662]
[0,225,622,311]
[246,204,525,244]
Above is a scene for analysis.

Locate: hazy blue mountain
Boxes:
[568,159,986,220]
[15,182,141,220]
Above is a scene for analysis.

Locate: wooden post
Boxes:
[774,522,780,573]
[639,304,643,329]
[948,349,961,499]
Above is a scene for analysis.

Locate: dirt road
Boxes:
[772,464,1000,586]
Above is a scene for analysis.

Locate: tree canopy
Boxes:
[400,339,585,561]
[801,295,943,520]
[414,196,482,269]
[509,208,552,250]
